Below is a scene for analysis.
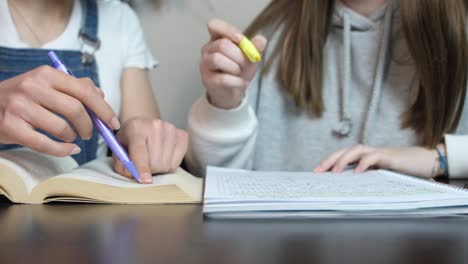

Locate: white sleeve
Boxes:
[445,134,468,179]
[185,94,258,177]
[120,4,158,69]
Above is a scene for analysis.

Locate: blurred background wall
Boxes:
[131,0,270,129]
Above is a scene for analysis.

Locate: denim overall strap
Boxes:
[79,0,100,65]
[80,0,99,43]
[0,0,101,165]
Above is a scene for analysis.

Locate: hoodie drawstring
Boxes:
[361,7,393,144]
[333,13,352,137]
[333,6,394,144]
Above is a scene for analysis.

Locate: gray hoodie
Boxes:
[186,2,468,177]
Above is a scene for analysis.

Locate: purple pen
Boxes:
[48,51,142,183]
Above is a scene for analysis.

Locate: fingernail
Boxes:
[141,173,153,184]
[111,117,120,130]
[70,146,81,155]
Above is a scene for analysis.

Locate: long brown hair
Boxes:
[245,0,468,147]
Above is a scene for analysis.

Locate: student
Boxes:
[0,0,188,183]
[186,0,468,178]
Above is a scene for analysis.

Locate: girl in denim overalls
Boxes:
[0,0,188,184]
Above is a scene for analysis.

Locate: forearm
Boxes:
[185,95,258,176]
[119,68,160,124]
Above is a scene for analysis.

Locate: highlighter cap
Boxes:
[239,37,262,63]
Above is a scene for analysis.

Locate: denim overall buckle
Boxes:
[79,30,101,65]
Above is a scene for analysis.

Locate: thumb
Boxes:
[241,35,268,80]
[251,35,268,54]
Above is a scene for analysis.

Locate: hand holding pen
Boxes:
[0,64,118,157]
[48,52,188,184]
[48,51,142,183]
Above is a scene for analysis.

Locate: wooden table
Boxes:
[1,179,468,264]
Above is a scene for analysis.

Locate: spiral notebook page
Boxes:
[204,167,468,204]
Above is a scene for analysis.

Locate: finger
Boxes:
[35,87,93,140]
[97,88,105,98]
[9,119,81,157]
[128,138,152,184]
[207,18,244,43]
[239,35,268,79]
[205,73,246,89]
[202,39,248,66]
[314,148,349,172]
[147,121,163,174]
[38,67,119,130]
[203,52,242,76]
[332,145,373,173]
[14,74,93,139]
[250,35,268,54]
[112,155,129,176]
[69,78,120,130]
[22,104,77,143]
[113,130,133,179]
[160,123,177,173]
[170,130,189,171]
[355,153,380,173]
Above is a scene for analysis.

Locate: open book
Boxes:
[204,167,468,218]
[0,148,202,204]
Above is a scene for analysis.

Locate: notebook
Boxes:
[204,166,468,218]
[0,148,202,204]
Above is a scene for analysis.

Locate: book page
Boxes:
[205,167,468,204]
[26,158,202,203]
[57,158,198,189]
[0,148,78,193]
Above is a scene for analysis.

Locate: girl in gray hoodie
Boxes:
[187,0,468,179]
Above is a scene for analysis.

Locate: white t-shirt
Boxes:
[0,0,157,157]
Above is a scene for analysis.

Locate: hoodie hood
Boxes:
[332,1,389,31]
[330,1,395,143]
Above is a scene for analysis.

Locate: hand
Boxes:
[313,144,446,178]
[201,18,268,109]
[113,118,189,184]
[0,66,119,156]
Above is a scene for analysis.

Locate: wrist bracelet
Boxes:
[435,146,448,176]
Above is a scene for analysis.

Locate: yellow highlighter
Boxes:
[238,36,262,63]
